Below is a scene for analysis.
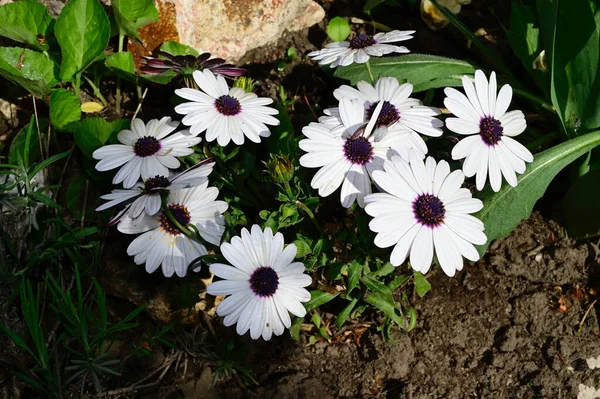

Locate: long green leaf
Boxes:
[304,290,338,312]
[55,0,110,82]
[476,130,600,255]
[334,54,475,91]
[537,0,600,136]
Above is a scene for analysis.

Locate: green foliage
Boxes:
[8,116,46,165]
[160,41,200,56]
[476,130,600,255]
[0,47,59,97]
[74,118,129,158]
[413,272,431,298]
[334,54,476,91]
[112,0,159,41]
[55,0,110,82]
[537,0,600,135]
[326,16,350,42]
[50,89,81,132]
[0,0,54,51]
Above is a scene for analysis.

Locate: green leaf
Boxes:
[9,116,47,165]
[66,176,86,217]
[346,260,363,294]
[106,52,175,84]
[364,0,387,13]
[304,290,338,312]
[334,54,476,91]
[289,316,303,341]
[74,117,113,158]
[537,0,600,136]
[413,272,431,298]
[335,298,358,328]
[0,47,59,97]
[29,191,60,209]
[563,168,600,237]
[364,292,405,327]
[326,16,350,42]
[29,150,70,178]
[476,129,600,255]
[0,0,54,51]
[112,0,159,41]
[506,4,547,92]
[50,89,81,132]
[160,41,199,56]
[55,0,110,82]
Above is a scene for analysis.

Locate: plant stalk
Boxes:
[116,33,125,115]
[365,60,375,84]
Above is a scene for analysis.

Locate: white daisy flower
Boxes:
[299,98,411,208]
[117,183,228,278]
[96,160,215,225]
[207,225,312,341]
[174,69,279,146]
[364,155,487,277]
[444,70,534,192]
[93,117,201,189]
[332,77,444,160]
[308,30,415,68]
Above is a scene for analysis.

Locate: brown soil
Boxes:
[213,213,600,399]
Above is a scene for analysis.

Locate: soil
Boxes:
[213,213,600,399]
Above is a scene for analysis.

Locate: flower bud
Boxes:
[233,76,255,93]
[265,154,294,184]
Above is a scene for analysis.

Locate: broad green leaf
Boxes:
[563,168,600,237]
[0,0,54,51]
[50,89,81,132]
[55,0,110,82]
[334,54,476,91]
[476,130,600,255]
[304,290,338,312]
[74,117,113,158]
[160,41,199,56]
[326,17,350,42]
[112,0,159,41]
[105,52,175,84]
[506,4,547,93]
[0,47,59,97]
[537,0,600,136]
[9,117,47,165]
[413,272,431,298]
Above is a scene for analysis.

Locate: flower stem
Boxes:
[296,200,323,236]
[283,181,294,200]
[116,33,124,115]
[512,88,555,113]
[365,60,375,84]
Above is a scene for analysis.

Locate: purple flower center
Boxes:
[350,34,376,49]
[215,95,241,116]
[159,204,191,236]
[413,194,445,228]
[367,100,400,127]
[144,175,171,192]
[480,117,503,146]
[249,266,279,297]
[134,136,161,157]
[344,136,373,165]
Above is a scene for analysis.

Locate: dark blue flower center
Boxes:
[159,204,191,235]
[134,136,161,157]
[350,34,376,49]
[344,136,373,165]
[215,95,241,116]
[367,100,400,127]
[144,175,171,193]
[249,266,279,297]
[413,194,445,228]
[480,117,503,146]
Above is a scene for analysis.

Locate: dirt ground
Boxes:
[210,213,600,399]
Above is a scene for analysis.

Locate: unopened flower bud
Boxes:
[265,154,294,184]
[233,76,255,93]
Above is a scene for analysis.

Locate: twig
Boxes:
[303,93,318,120]
[131,87,149,121]
[52,143,76,201]
[578,299,598,333]
[103,352,178,396]
[31,96,45,160]
[201,311,216,337]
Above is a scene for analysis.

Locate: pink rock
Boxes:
[170,0,325,61]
